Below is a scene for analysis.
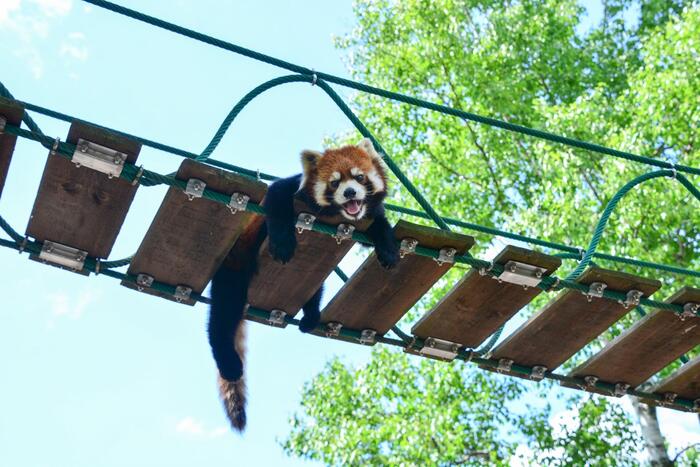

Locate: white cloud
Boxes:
[0,0,76,79]
[209,426,229,438]
[60,41,87,61]
[175,417,204,436]
[29,0,71,17]
[48,287,99,320]
[0,0,21,23]
[174,417,230,438]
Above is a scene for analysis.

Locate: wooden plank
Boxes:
[26,121,141,258]
[0,98,24,199]
[569,287,700,389]
[247,201,370,320]
[320,220,474,337]
[411,246,561,348]
[651,355,700,403]
[490,267,662,375]
[123,159,267,305]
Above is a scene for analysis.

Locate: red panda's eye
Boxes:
[330,180,340,189]
[355,174,365,182]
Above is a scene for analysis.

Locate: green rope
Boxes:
[11,99,700,281]
[80,0,700,178]
[475,325,505,355]
[5,124,699,317]
[197,75,311,161]
[198,73,450,230]
[566,170,700,281]
[0,229,695,412]
[0,81,45,137]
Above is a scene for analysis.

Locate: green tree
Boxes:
[284,1,700,465]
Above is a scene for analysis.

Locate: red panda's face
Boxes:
[300,139,388,220]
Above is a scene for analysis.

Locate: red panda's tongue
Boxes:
[344,200,362,215]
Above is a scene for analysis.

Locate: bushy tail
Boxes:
[218,322,247,431]
[209,219,266,433]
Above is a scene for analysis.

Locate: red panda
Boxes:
[208,138,399,432]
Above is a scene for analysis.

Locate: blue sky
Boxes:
[0,1,698,466]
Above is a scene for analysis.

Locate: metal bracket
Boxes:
[680,302,699,321]
[325,322,342,338]
[50,137,61,157]
[131,165,144,186]
[136,273,154,291]
[613,382,630,397]
[498,260,546,288]
[662,392,678,405]
[359,329,377,345]
[228,192,249,214]
[334,223,355,244]
[497,358,513,372]
[621,289,643,308]
[174,285,192,303]
[434,247,456,266]
[267,309,288,328]
[478,261,494,276]
[39,240,87,271]
[584,282,607,302]
[296,213,316,234]
[0,115,6,134]
[399,238,418,258]
[184,178,206,201]
[531,365,547,381]
[72,138,127,179]
[419,337,460,361]
[583,375,598,389]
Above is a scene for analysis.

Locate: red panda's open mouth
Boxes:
[342,199,364,216]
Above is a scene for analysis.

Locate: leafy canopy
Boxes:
[284,1,700,465]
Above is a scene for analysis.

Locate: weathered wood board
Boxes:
[123,159,267,305]
[0,98,24,200]
[26,121,141,258]
[246,200,369,322]
[650,355,700,405]
[490,267,662,378]
[320,220,474,339]
[411,245,561,348]
[568,287,700,390]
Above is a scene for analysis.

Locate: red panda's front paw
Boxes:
[299,311,321,333]
[376,247,400,269]
[269,230,297,264]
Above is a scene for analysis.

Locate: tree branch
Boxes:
[672,442,700,464]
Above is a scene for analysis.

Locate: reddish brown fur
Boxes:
[218,321,247,431]
[314,145,378,184]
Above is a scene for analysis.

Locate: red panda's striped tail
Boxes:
[218,322,247,431]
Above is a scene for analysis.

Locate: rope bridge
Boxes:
[0,0,699,414]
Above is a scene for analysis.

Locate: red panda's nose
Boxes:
[343,187,356,199]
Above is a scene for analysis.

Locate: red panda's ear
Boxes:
[357,138,383,161]
[301,150,323,174]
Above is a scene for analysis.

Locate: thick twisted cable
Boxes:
[0,81,45,137]
[198,75,311,160]
[81,0,700,177]
[567,170,700,281]
[198,73,450,230]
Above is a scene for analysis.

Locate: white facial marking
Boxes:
[313,180,330,206]
[334,179,366,205]
[330,171,341,181]
[350,167,362,176]
[366,168,385,193]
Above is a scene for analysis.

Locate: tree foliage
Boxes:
[284,1,700,465]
